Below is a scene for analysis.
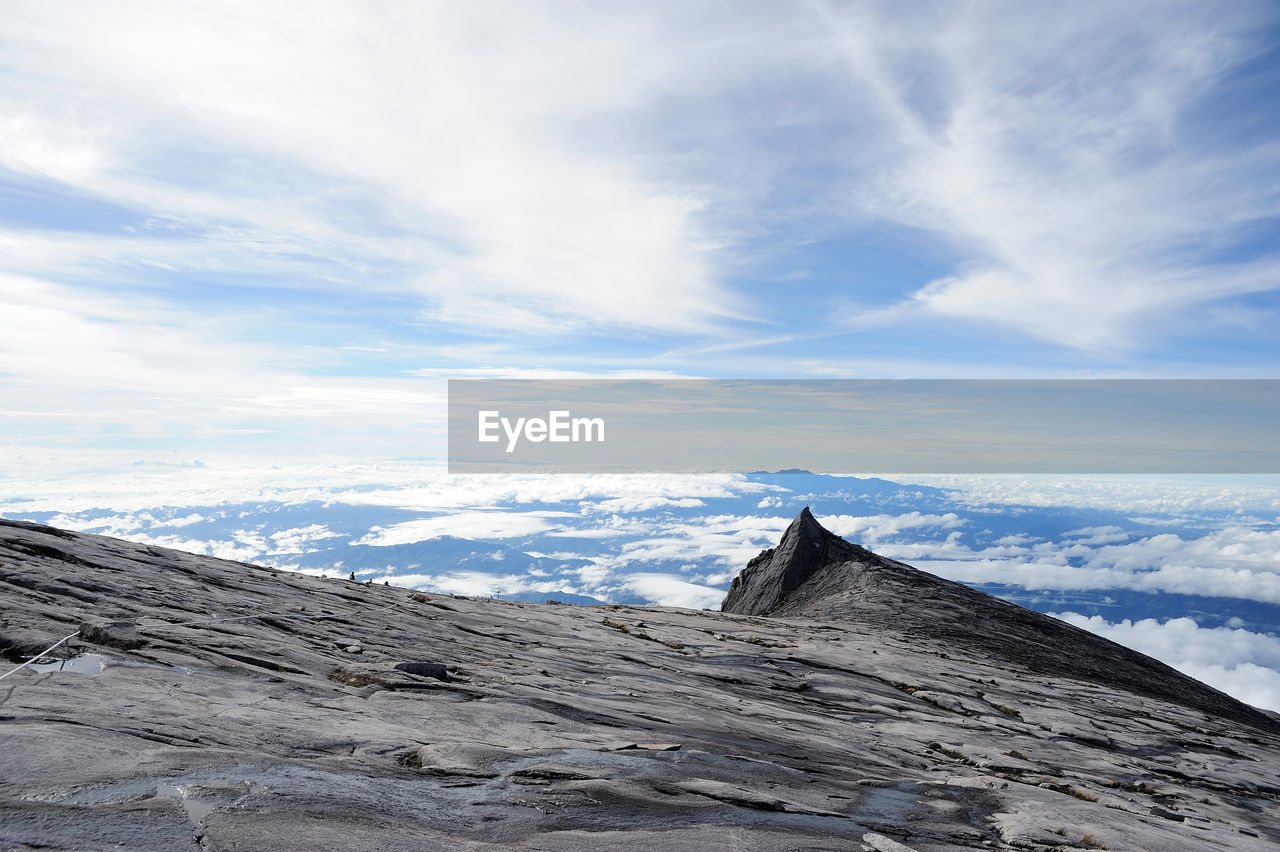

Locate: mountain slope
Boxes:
[1,516,1278,851]
[724,508,1275,730]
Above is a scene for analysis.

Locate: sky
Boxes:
[2,3,1280,709]
[3,1,1280,465]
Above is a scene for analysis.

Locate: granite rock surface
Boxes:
[2,515,1278,851]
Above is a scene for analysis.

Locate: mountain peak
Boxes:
[722,507,866,616]
[791,504,820,531]
[783,505,847,558]
[720,508,1277,730]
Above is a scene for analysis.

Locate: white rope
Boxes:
[0,611,296,682]
[0,630,80,681]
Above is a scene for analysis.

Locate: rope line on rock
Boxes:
[0,611,300,682]
[0,630,81,681]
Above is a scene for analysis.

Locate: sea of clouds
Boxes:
[3,458,1277,710]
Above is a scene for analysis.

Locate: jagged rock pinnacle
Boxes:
[719,508,1278,731]
[722,506,866,616]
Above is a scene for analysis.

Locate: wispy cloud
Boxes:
[0,267,450,451]
[0,2,736,335]
[819,0,1280,351]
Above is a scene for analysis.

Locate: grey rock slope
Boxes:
[2,516,1279,852]
[725,508,1275,730]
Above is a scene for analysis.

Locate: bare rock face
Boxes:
[723,506,869,615]
[2,516,1280,851]
[723,508,1277,732]
[78,618,145,649]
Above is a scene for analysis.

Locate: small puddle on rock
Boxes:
[854,785,923,824]
[28,654,107,675]
[25,654,195,677]
[156,784,220,825]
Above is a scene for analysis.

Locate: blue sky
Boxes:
[3,1,1280,463]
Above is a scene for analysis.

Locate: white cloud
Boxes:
[235,384,446,420]
[355,510,578,546]
[358,569,591,601]
[1173,663,1280,715]
[6,455,1278,622]
[586,496,707,514]
[0,2,739,336]
[1053,613,1280,712]
[1061,526,1129,545]
[916,556,1280,604]
[110,532,265,563]
[339,473,767,516]
[555,512,792,580]
[372,571,529,599]
[888,474,1280,516]
[819,1,1280,350]
[0,271,457,455]
[888,520,1280,604]
[823,511,963,543]
[269,524,342,555]
[621,573,725,610]
[0,457,762,519]
[0,271,267,397]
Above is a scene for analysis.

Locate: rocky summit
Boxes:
[1,514,1279,851]
[724,508,1275,730]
